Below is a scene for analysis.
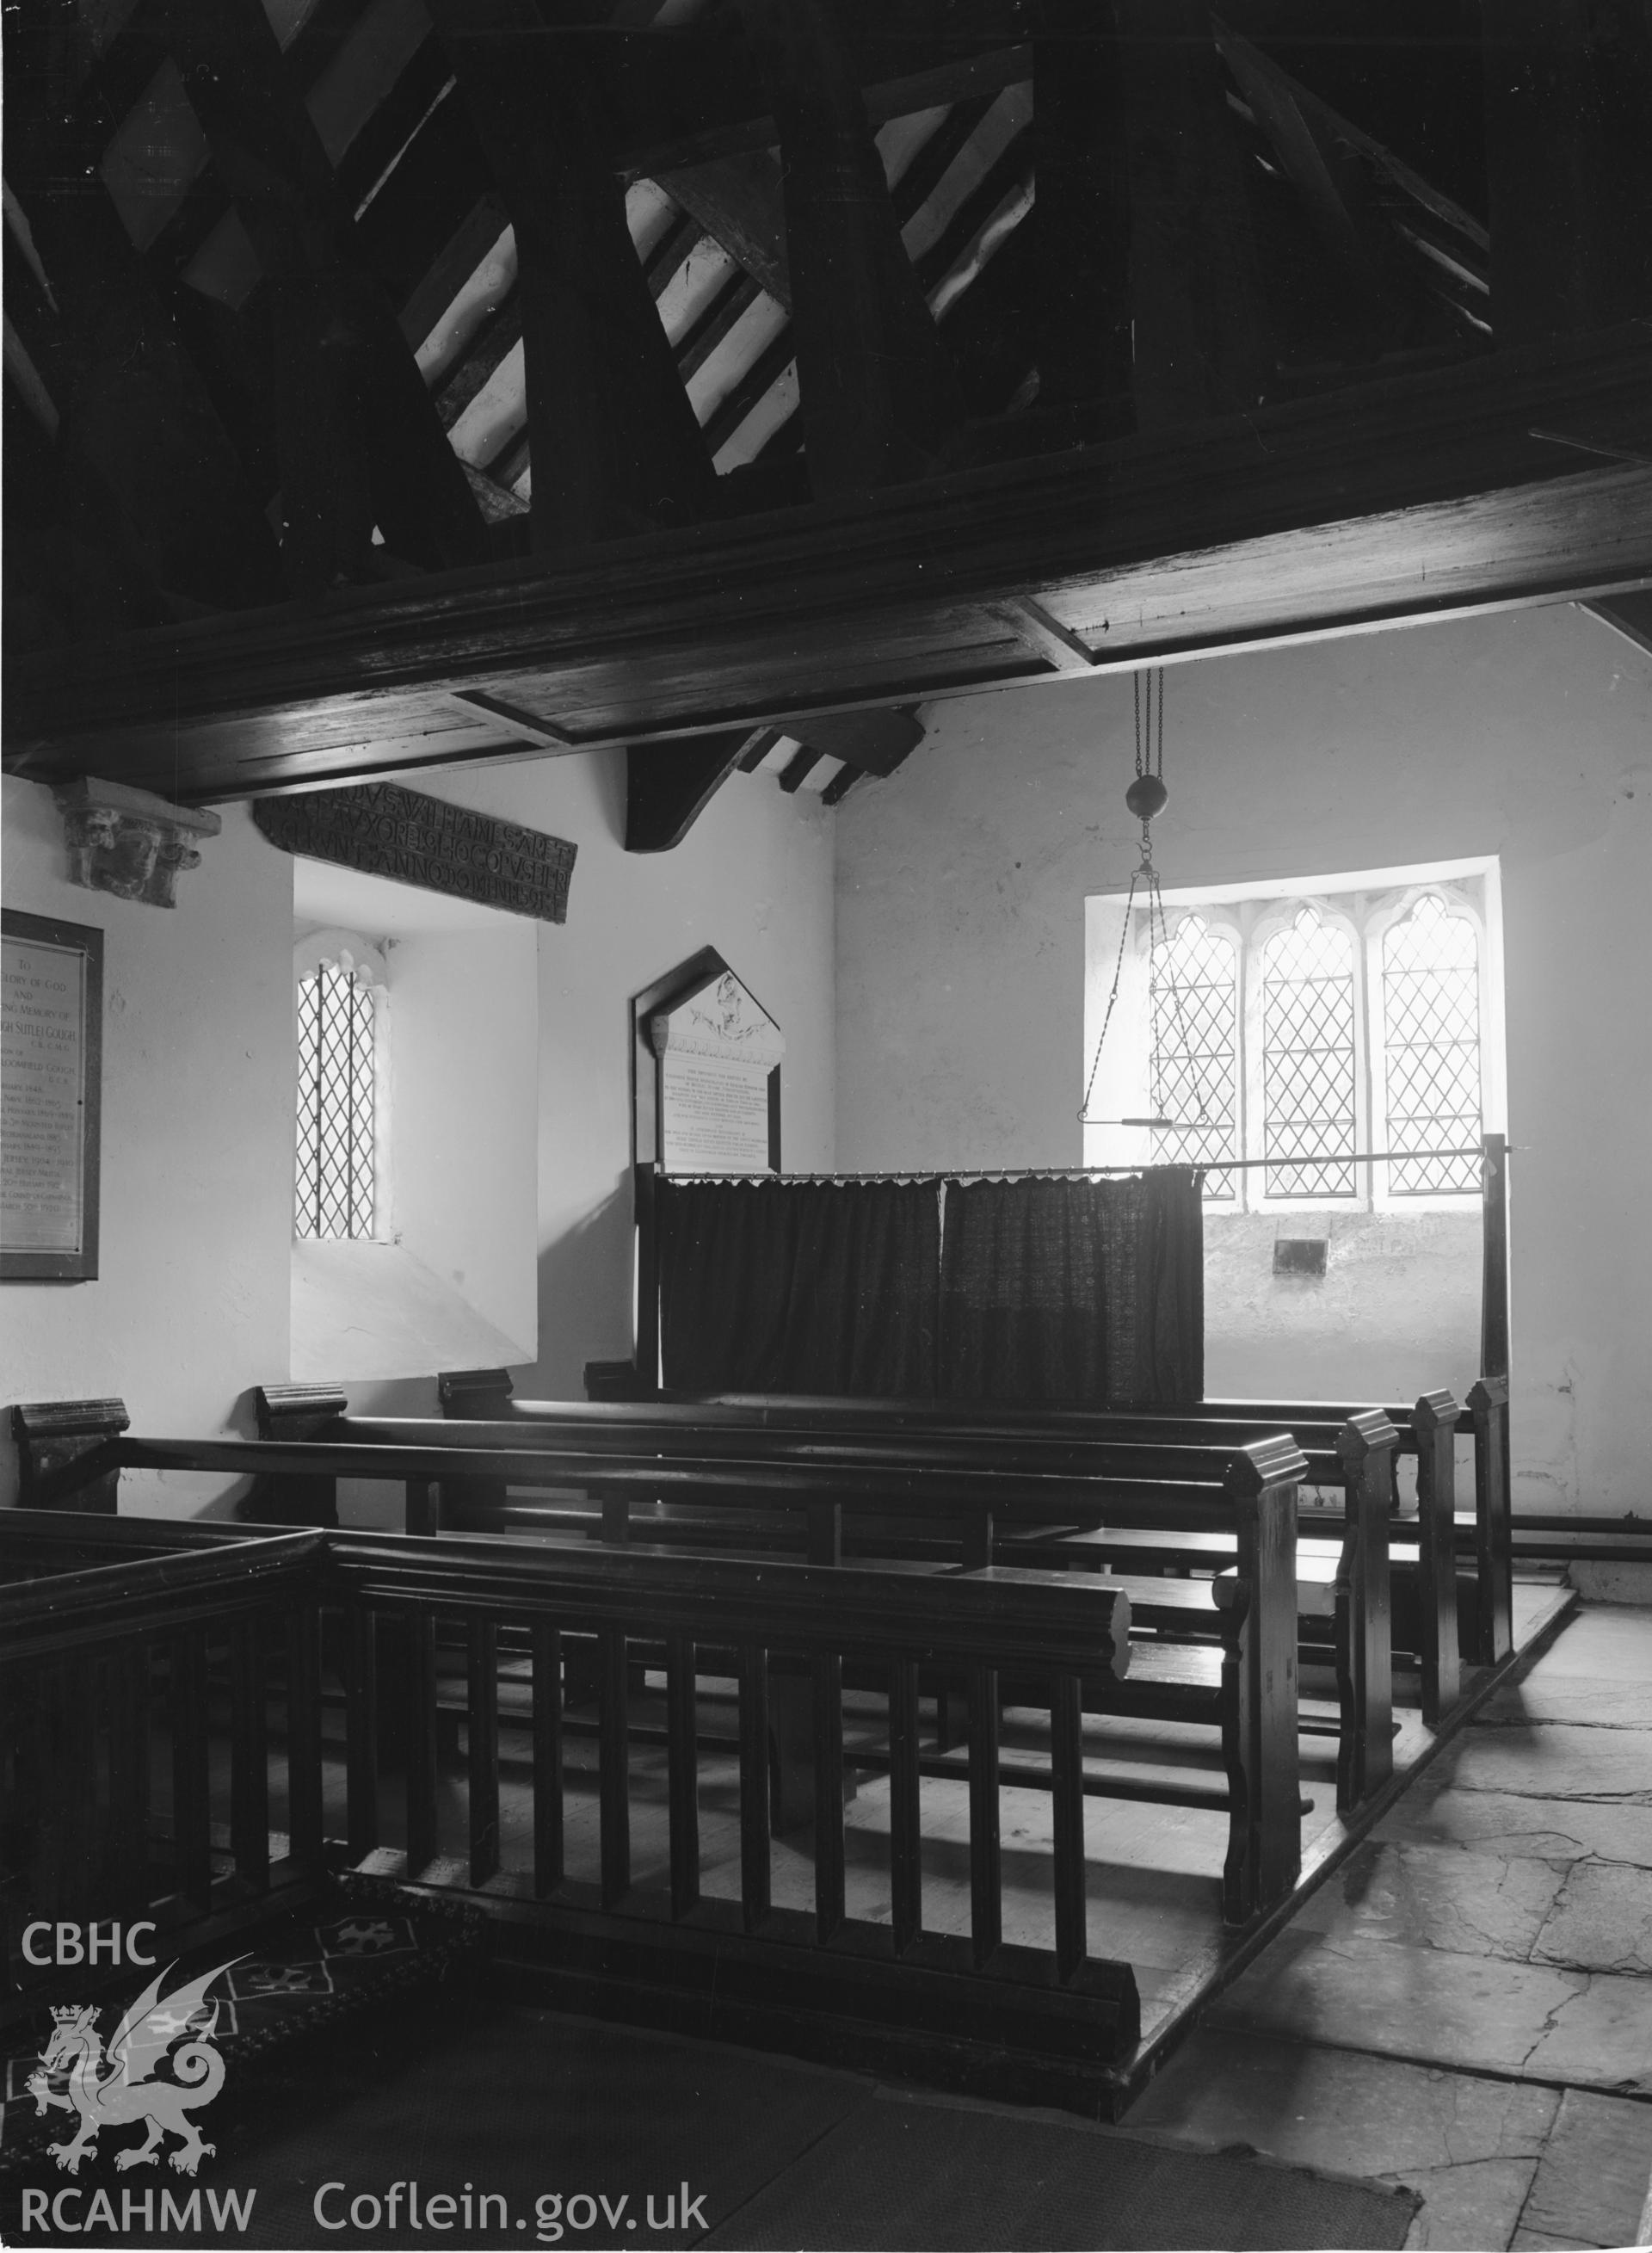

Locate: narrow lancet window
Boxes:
[294,957,377,1239]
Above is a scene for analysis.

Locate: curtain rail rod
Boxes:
[655,1146,1501,1185]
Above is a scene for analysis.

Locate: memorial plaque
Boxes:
[2,910,102,1280]
[254,781,576,923]
[651,970,784,1174]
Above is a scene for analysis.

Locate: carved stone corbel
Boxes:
[51,776,222,909]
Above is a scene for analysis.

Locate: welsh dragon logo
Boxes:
[26,1958,242,2178]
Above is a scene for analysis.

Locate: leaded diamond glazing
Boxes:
[1383,893,1481,1193]
[294,960,376,1238]
[1150,914,1238,1197]
[1262,907,1356,1196]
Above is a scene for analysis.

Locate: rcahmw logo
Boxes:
[22,1957,246,2185]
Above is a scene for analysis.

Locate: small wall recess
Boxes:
[1273,1238,1328,1278]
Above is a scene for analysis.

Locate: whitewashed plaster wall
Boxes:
[833,602,1652,1512]
[1,775,293,1514]
[3,752,835,1521]
[342,749,838,1450]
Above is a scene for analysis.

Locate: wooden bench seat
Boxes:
[341,1398,1397,1808]
[448,1385,1458,1730]
[13,1403,1310,1923]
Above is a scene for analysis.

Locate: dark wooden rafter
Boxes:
[398,193,511,351]
[617,41,1033,180]
[345,60,496,312]
[1580,589,1652,659]
[642,204,705,298]
[336,33,457,225]
[909,123,1034,307]
[1482,0,1652,347]
[1212,20,1402,361]
[890,96,1001,233]
[699,324,798,460]
[730,0,965,495]
[426,0,718,552]
[775,741,823,793]
[785,707,926,779]
[2,3,286,633]
[625,728,755,852]
[1031,0,1131,410]
[657,151,792,310]
[934,212,1051,430]
[124,1,444,306]
[737,727,783,771]
[153,0,489,596]
[436,296,524,429]
[1114,0,1272,426]
[624,693,927,852]
[676,274,764,387]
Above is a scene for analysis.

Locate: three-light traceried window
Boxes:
[1139,880,1489,1207]
[294,955,379,1239]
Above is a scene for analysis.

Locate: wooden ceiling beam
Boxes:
[731,0,965,495]
[427,0,718,552]
[1115,0,1272,428]
[155,0,490,596]
[6,325,1649,795]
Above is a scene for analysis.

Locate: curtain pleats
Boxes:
[656,1179,940,1395]
[656,1170,1202,1404]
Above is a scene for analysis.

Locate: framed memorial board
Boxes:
[2,909,103,1280]
[647,960,783,1176]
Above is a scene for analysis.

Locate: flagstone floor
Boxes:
[1127,1600,1652,2251]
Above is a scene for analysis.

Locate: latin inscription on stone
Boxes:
[254,782,576,923]
[2,934,86,1253]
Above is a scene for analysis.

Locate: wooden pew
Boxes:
[14,1410,1309,1923]
[302,1417,1316,1910]
[459,1385,1458,1726]
[406,1394,1404,1800]
[687,1381,1508,1668]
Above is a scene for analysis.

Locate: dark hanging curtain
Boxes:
[656,1178,940,1395]
[936,1170,1204,1405]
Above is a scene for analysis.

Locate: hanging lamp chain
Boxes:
[1081,666,1204,1128]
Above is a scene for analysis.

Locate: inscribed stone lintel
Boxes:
[253,781,576,923]
[650,970,783,1174]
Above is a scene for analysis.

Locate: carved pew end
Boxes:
[12,1398,130,1512]
[248,1382,347,1526]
